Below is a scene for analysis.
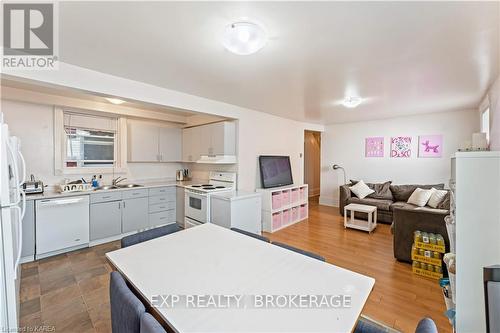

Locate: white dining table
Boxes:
[106,223,375,333]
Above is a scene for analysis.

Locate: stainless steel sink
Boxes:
[94,185,119,190]
[116,184,143,188]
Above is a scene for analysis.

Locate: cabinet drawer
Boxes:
[149,210,176,226]
[90,191,123,204]
[122,188,149,199]
[149,202,176,213]
[149,194,175,205]
[149,186,176,196]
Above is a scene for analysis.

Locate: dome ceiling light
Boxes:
[222,21,267,55]
[342,96,363,108]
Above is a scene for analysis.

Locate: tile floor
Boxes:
[19,241,120,333]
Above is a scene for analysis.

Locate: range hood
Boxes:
[196,155,237,164]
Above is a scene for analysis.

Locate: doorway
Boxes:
[304,130,321,204]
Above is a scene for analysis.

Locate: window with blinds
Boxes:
[64,113,117,168]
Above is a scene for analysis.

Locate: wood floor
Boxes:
[264,203,450,333]
[18,203,450,333]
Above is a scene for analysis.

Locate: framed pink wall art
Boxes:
[365,137,384,157]
[418,135,443,158]
[391,136,412,158]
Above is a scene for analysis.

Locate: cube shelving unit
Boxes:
[257,184,309,233]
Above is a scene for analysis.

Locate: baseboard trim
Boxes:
[319,195,339,207]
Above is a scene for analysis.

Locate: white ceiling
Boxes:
[59,1,499,124]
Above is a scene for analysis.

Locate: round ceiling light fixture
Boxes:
[222,21,267,55]
[342,96,363,108]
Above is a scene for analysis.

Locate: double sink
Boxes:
[94,184,143,191]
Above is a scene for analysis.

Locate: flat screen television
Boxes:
[259,155,293,189]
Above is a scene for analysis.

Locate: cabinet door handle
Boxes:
[118,202,121,209]
[123,201,126,208]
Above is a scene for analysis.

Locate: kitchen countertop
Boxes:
[211,190,261,200]
[24,178,206,201]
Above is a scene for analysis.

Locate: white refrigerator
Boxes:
[0,113,26,331]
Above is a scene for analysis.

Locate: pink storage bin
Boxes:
[291,207,299,222]
[291,189,299,203]
[271,192,282,210]
[282,209,290,224]
[282,190,290,205]
[300,204,308,219]
[272,212,282,230]
[299,187,307,201]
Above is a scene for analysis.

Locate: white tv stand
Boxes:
[256,184,309,233]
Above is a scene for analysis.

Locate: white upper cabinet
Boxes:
[159,127,182,162]
[182,121,236,162]
[128,121,160,162]
[128,120,182,162]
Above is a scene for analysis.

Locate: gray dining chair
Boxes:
[230,227,270,242]
[140,312,167,333]
[110,271,146,333]
[121,224,182,248]
[272,241,325,261]
[354,315,438,333]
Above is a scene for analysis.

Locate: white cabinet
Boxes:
[128,121,159,162]
[122,197,149,233]
[90,200,122,241]
[128,120,182,162]
[159,127,182,162]
[454,152,500,332]
[182,121,236,162]
[182,127,202,162]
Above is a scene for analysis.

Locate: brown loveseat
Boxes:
[339,181,450,262]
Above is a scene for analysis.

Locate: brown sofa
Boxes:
[339,181,450,262]
[339,182,447,223]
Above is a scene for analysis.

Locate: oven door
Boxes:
[185,191,208,223]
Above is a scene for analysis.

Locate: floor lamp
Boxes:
[332,164,347,185]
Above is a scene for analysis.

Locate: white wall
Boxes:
[1,99,184,186]
[320,109,479,206]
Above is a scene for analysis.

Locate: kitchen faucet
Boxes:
[112,176,127,186]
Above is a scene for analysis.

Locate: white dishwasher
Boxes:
[35,196,90,259]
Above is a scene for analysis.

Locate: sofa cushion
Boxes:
[390,201,419,211]
[347,197,393,211]
[350,180,393,200]
[390,184,445,202]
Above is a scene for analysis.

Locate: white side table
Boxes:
[344,203,377,233]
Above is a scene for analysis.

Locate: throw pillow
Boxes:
[437,192,451,210]
[349,180,393,200]
[407,188,433,207]
[349,180,375,199]
[427,188,448,208]
[390,183,445,202]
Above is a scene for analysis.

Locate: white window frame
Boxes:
[479,96,491,144]
[54,107,127,175]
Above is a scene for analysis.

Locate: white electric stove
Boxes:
[184,171,236,228]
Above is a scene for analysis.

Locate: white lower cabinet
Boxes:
[122,197,149,233]
[90,189,149,242]
[148,187,176,227]
[90,200,122,241]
